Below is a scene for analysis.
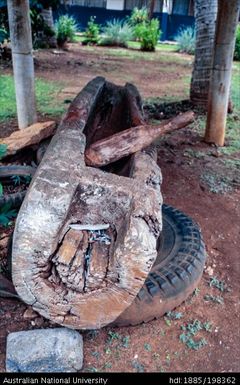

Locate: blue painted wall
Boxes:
[166,14,195,40]
[53,5,195,41]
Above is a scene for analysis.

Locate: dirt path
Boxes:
[0,45,239,373]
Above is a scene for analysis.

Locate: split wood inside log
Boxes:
[85,111,194,167]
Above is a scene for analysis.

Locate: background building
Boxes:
[56,0,195,41]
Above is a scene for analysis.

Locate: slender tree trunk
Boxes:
[148,0,156,19]
[205,0,240,146]
[190,0,218,108]
[40,6,57,48]
[7,0,37,129]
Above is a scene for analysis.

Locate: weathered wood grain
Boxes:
[12,77,163,329]
[0,121,56,157]
[85,112,194,167]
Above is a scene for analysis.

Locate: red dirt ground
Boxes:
[0,44,239,373]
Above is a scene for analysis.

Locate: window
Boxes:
[71,0,107,7]
[125,0,163,12]
[107,0,124,10]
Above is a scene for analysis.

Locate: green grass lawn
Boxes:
[74,33,178,52]
[0,75,65,121]
[127,40,178,52]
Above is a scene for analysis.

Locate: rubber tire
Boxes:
[113,204,206,326]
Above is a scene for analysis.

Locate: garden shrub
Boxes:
[175,26,195,55]
[128,6,148,26]
[83,16,100,45]
[100,19,133,48]
[134,19,161,51]
[55,15,78,47]
[0,28,8,45]
[234,24,240,61]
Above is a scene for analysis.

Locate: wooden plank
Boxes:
[0,121,56,157]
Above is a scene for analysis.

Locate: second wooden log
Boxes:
[85,111,194,167]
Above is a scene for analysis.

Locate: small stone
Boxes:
[34,317,44,327]
[5,311,11,319]
[205,266,214,276]
[0,235,9,249]
[6,328,83,372]
[23,307,38,320]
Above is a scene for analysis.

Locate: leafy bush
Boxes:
[234,25,240,61]
[55,15,78,47]
[175,26,195,55]
[0,144,7,160]
[100,19,134,48]
[128,7,149,26]
[0,203,17,227]
[0,144,7,195]
[83,16,100,45]
[0,28,8,45]
[134,19,161,51]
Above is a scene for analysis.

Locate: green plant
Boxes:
[86,366,99,372]
[234,25,240,60]
[166,311,183,320]
[165,318,171,327]
[102,362,112,370]
[10,175,32,186]
[100,19,134,48]
[55,15,78,47]
[175,26,195,55]
[209,276,229,292]
[0,5,9,46]
[144,343,152,351]
[91,351,100,359]
[107,330,121,344]
[0,144,7,195]
[128,7,149,26]
[193,287,200,296]
[121,335,130,348]
[83,16,100,45]
[0,144,7,159]
[0,27,8,44]
[201,172,232,194]
[86,329,99,339]
[132,360,145,372]
[180,319,212,350]
[0,203,17,227]
[134,19,161,51]
[204,294,224,305]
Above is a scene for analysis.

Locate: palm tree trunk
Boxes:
[7,0,37,129]
[205,0,240,146]
[190,0,218,108]
[40,6,57,48]
[148,0,156,19]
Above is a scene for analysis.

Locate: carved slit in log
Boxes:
[12,77,163,329]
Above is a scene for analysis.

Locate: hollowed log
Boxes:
[12,77,162,329]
